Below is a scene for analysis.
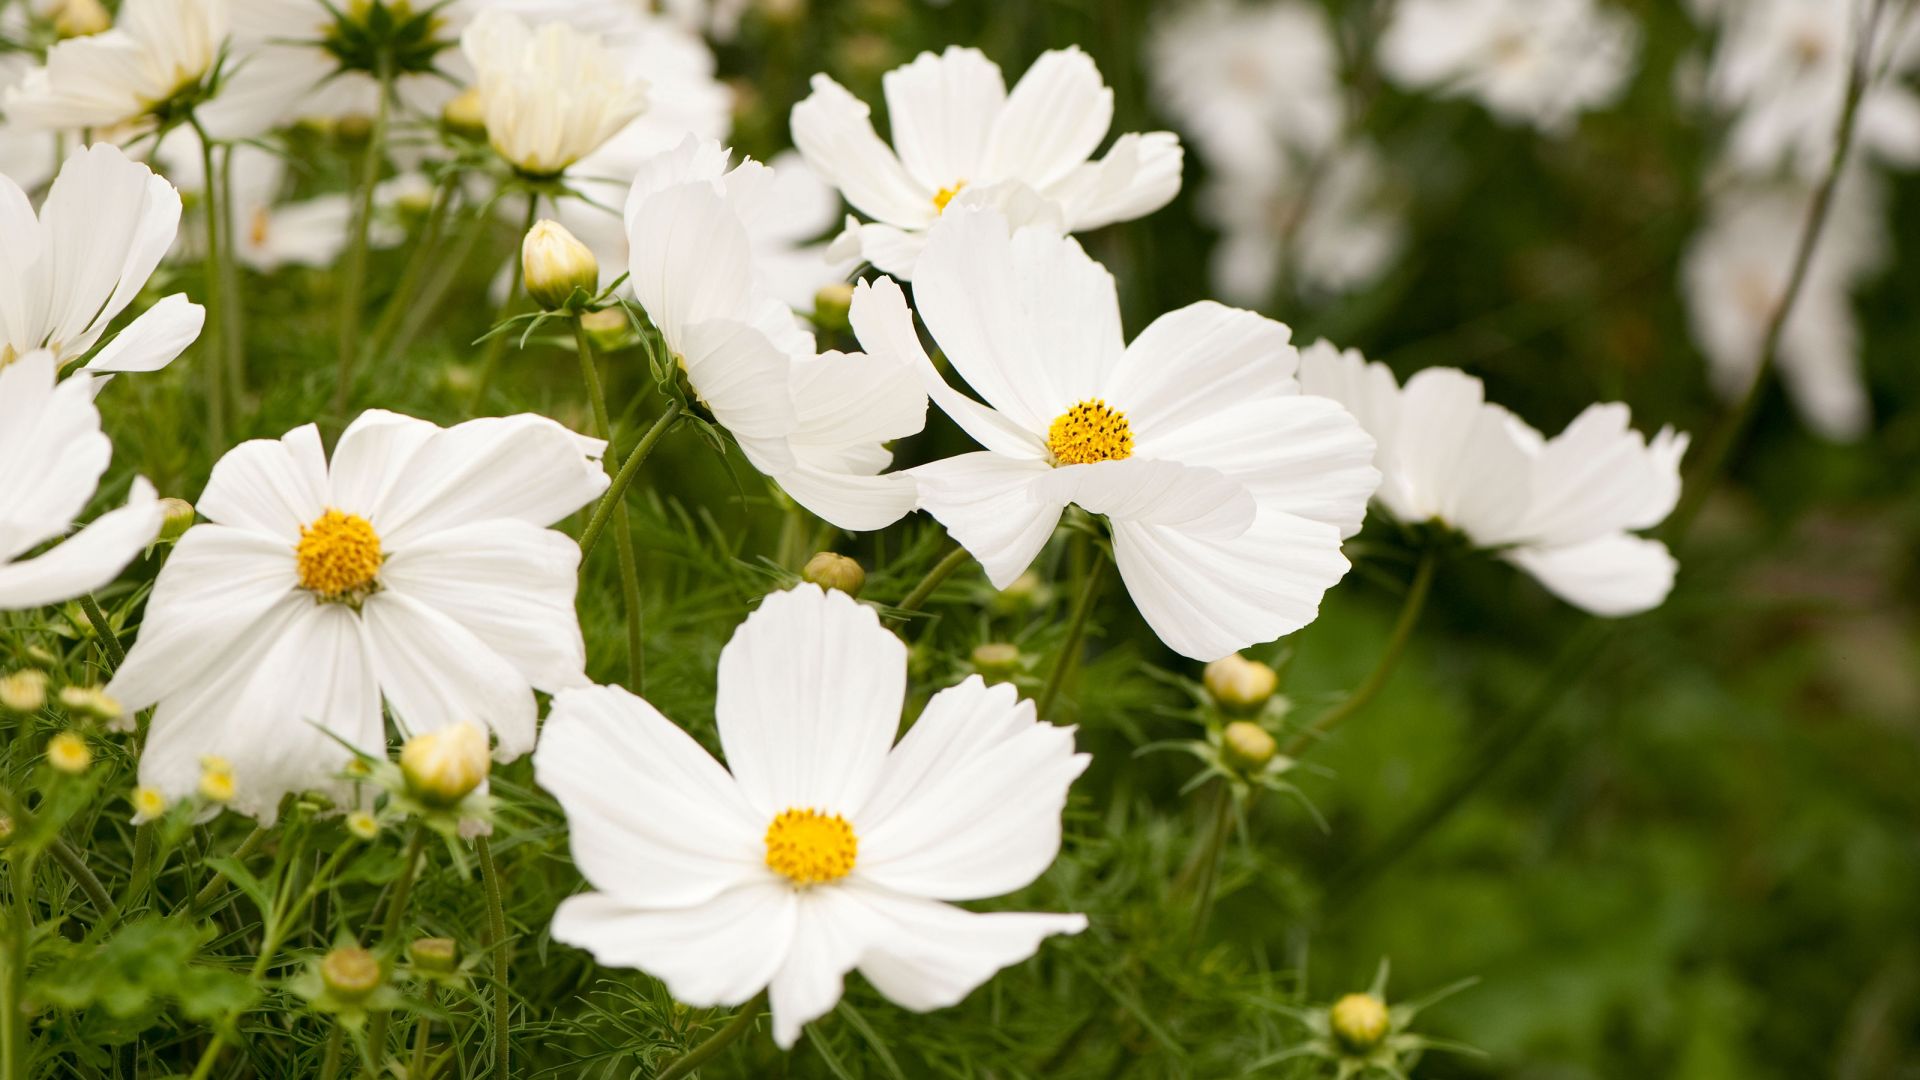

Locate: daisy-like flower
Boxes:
[461,9,649,179]
[156,134,366,272]
[1681,173,1887,441]
[535,584,1089,1049]
[1200,141,1405,304]
[857,207,1378,661]
[0,350,163,612]
[1299,342,1689,616]
[1377,0,1641,135]
[4,0,227,135]
[106,409,609,822]
[222,0,467,128]
[624,137,927,531]
[791,45,1184,279]
[0,143,205,377]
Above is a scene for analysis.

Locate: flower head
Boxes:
[131,785,170,824]
[0,671,50,713]
[5,0,227,134]
[47,731,91,774]
[536,585,1089,1048]
[461,10,649,177]
[399,722,490,807]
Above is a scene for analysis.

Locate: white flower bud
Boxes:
[51,0,111,38]
[1203,653,1277,715]
[441,85,486,138]
[400,723,490,807]
[522,220,599,311]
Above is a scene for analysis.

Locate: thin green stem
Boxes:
[319,1023,344,1080]
[892,544,973,617]
[476,836,509,1080]
[191,825,269,913]
[574,318,647,688]
[1035,552,1107,723]
[126,822,153,909]
[361,825,427,1070]
[468,199,538,412]
[1184,781,1236,957]
[1282,549,1438,758]
[189,117,226,450]
[333,51,394,421]
[388,196,490,365]
[656,992,766,1080]
[218,143,245,414]
[5,853,32,1080]
[408,985,435,1080]
[578,401,681,562]
[367,174,457,367]
[77,593,124,669]
[48,836,114,919]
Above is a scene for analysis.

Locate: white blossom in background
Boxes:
[1378,0,1641,135]
[0,54,57,193]
[1300,343,1688,616]
[1201,142,1405,305]
[220,0,470,129]
[1149,0,1346,178]
[1700,0,1920,180]
[461,9,649,178]
[657,0,752,42]
[861,207,1379,661]
[1681,173,1888,441]
[108,410,610,822]
[0,144,205,378]
[792,45,1183,278]
[624,138,927,531]
[4,0,227,134]
[0,351,163,612]
[155,134,379,273]
[536,584,1089,1049]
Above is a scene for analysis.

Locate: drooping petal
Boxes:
[0,351,109,560]
[910,452,1063,589]
[714,584,906,818]
[550,883,798,1008]
[536,685,768,908]
[675,318,801,474]
[769,886,874,1048]
[1505,533,1678,617]
[359,590,539,761]
[791,73,935,228]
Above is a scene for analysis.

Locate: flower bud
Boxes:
[812,283,853,331]
[346,810,380,840]
[320,946,383,1002]
[1203,653,1277,715]
[131,786,169,824]
[198,756,236,803]
[579,307,630,351]
[802,552,864,597]
[1221,721,1277,773]
[47,731,91,774]
[0,670,48,713]
[1330,992,1391,1052]
[157,498,196,542]
[0,815,12,845]
[442,86,486,138]
[335,113,374,142]
[59,685,123,725]
[51,0,111,37]
[408,937,458,975]
[522,220,598,311]
[970,642,1022,680]
[400,723,490,807]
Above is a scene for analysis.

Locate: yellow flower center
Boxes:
[1047,399,1134,466]
[764,807,858,886]
[933,180,967,213]
[296,510,384,603]
[249,206,272,249]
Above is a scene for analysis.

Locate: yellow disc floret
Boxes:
[1047,399,1134,466]
[933,180,967,213]
[296,510,384,603]
[764,807,858,886]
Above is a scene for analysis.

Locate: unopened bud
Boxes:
[47,731,91,774]
[579,307,630,351]
[970,642,1022,679]
[0,670,48,713]
[802,552,864,596]
[198,756,236,803]
[157,497,196,541]
[442,86,486,138]
[522,220,598,311]
[400,723,490,807]
[1203,653,1277,715]
[990,570,1047,615]
[346,810,380,840]
[408,937,458,974]
[1330,992,1390,1052]
[335,113,374,142]
[1221,721,1277,772]
[131,786,169,824]
[812,282,853,331]
[320,946,383,1001]
[51,0,111,37]
[760,0,807,27]
[59,685,123,725]
[0,815,12,844]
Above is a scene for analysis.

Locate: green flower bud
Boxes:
[802,552,865,597]
[51,0,111,37]
[400,723,490,807]
[158,497,197,541]
[320,947,383,1002]
[579,307,631,351]
[442,85,486,138]
[0,670,49,713]
[812,283,853,331]
[970,642,1022,680]
[1330,992,1390,1052]
[1221,721,1277,773]
[408,937,458,975]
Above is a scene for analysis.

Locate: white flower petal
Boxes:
[676,318,800,473]
[715,584,905,818]
[883,47,1006,193]
[82,293,204,374]
[983,46,1113,190]
[625,180,755,346]
[791,73,934,228]
[369,414,607,547]
[536,685,767,908]
[195,423,330,543]
[326,410,442,514]
[1047,130,1184,232]
[0,477,159,611]
[910,452,1063,589]
[550,883,797,1008]
[360,590,538,761]
[0,351,110,560]
[1035,458,1255,539]
[769,886,872,1048]
[848,885,1086,1013]
[1505,533,1678,617]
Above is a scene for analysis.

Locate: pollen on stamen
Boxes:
[764,807,858,886]
[296,509,385,604]
[1047,399,1134,466]
[933,180,968,214]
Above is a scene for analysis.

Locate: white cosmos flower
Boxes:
[0,350,163,612]
[1299,343,1689,616]
[1200,142,1405,304]
[107,409,610,822]
[4,0,227,134]
[461,9,649,178]
[535,584,1089,1049]
[1681,173,1887,442]
[155,133,371,272]
[0,143,205,377]
[624,138,927,532]
[0,55,58,193]
[858,207,1379,661]
[1378,0,1640,135]
[791,45,1184,279]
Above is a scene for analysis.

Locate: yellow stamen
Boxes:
[1047,399,1134,466]
[198,756,236,803]
[933,180,967,213]
[296,509,384,603]
[764,807,857,886]
[249,206,272,249]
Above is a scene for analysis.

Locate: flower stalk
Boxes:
[1283,549,1438,757]
[476,836,510,1080]
[334,51,395,421]
[1036,551,1107,722]
[361,824,428,1070]
[656,992,767,1080]
[574,317,647,688]
[577,401,682,562]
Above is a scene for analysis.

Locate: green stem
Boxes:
[468,199,538,412]
[126,822,153,909]
[574,318,647,688]
[361,826,427,1070]
[577,401,681,562]
[408,985,435,1080]
[48,836,114,919]
[891,544,973,617]
[1282,549,1437,757]
[388,196,489,365]
[319,1023,344,1080]
[476,836,509,1080]
[218,143,245,415]
[77,593,124,669]
[333,50,394,422]
[656,992,766,1080]
[191,825,270,913]
[189,117,226,450]
[1184,781,1236,957]
[4,853,32,1080]
[1035,552,1107,723]
[367,174,457,367]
